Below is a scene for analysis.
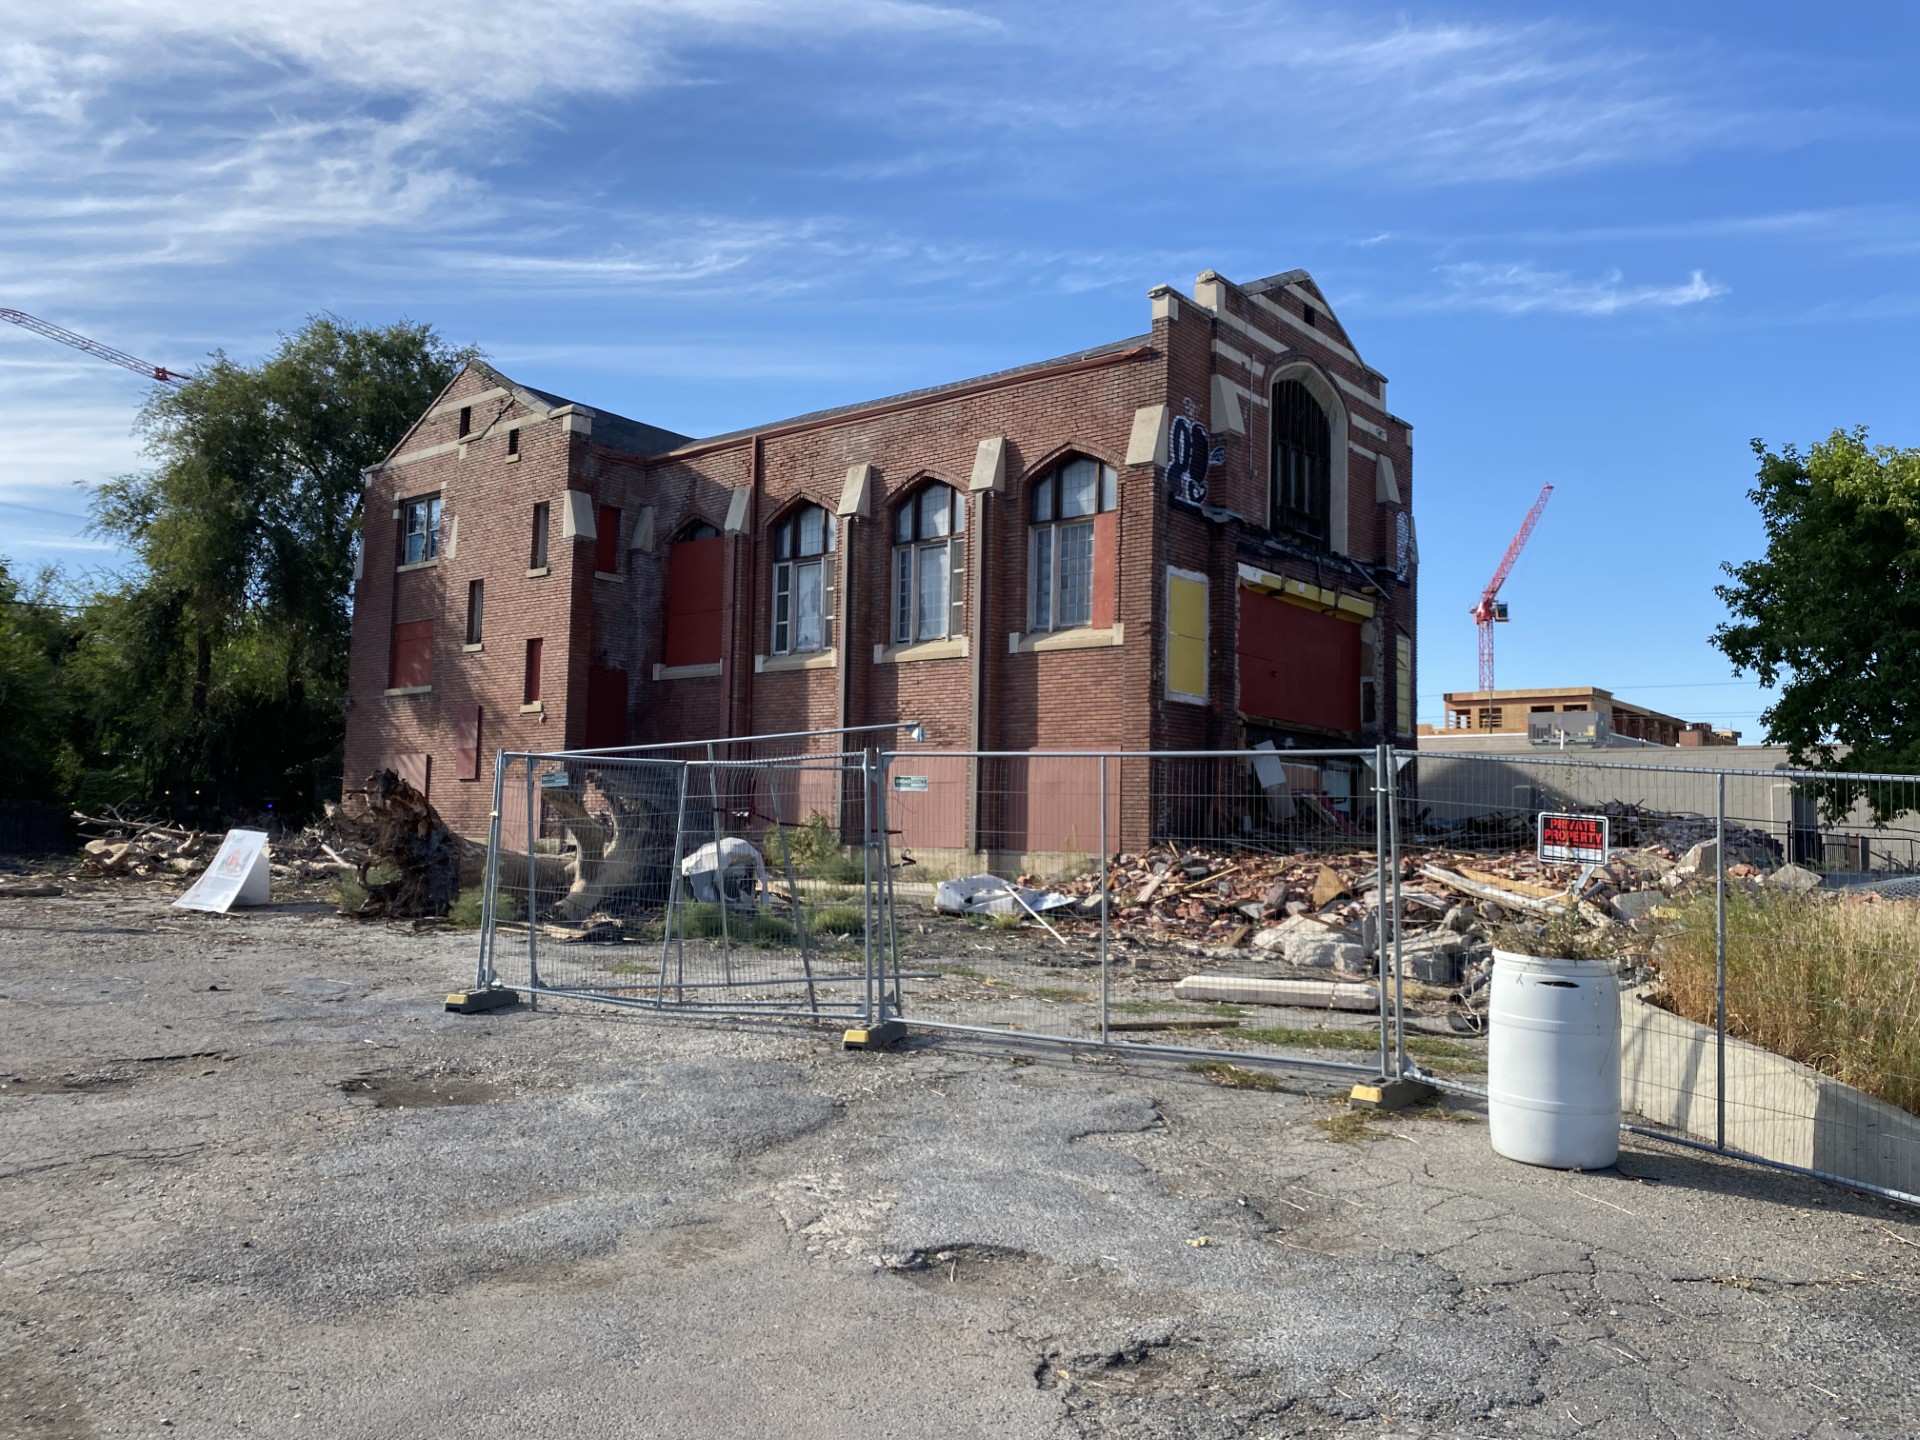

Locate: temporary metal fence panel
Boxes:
[877,747,1405,1080]
[476,747,898,1023]
[1402,747,1920,1206]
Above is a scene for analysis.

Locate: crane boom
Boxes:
[1,309,188,386]
[1471,483,1553,692]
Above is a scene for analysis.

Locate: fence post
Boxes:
[705,741,734,985]
[1374,741,1391,1078]
[875,749,902,1025]
[657,763,692,1004]
[475,748,508,990]
[1715,769,1728,1151]
[1389,750,1408,1077]
[1099,753,1110,1047]
[524,759,541,997]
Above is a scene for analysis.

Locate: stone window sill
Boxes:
[756,648,837,674]
[1008,624,1124,655]
[653,661,722,680]
[874,637,968,664]
[503,453,520,464]
[462,642,483,653]
[384,685,433,698]
[594,571,622,583]
[395,559,439,574]
[526,566,550,579]
[519,701,545,715]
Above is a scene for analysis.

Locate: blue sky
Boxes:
[3,0,1917,733]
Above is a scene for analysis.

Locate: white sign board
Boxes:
[173,829,272,913]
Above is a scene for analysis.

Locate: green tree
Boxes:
[85,315,475,814]
[1714,429,1920,815]
[0,559,76,800]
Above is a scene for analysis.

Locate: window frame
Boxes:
[398,495,441,567]
[529,501,550,570]
[1270,379,1331,548]
[1027,457,1116,634]
[770,502,835,656]
[891,484,966,646]
[523,637,544,706]
[465,579,484,646]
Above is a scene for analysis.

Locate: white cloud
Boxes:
[1424,261,1728,316]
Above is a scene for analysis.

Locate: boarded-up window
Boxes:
[595,505,621,574]
[389,751,430,799]
[456,706,482,781]
[586,666,628,747]
[1166,569,1207,702]
[665,532,725,666]
[523,637,543,705]
[1238,588,1361,733]
[1395,635,1413,735]
[389,619,433,689]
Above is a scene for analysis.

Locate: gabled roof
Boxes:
[372,360,691,469]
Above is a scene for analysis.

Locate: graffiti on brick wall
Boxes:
[1167,414,1226,506]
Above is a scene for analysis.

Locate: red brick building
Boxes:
[344,266,1417,851]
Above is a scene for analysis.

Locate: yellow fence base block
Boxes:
[1350,1076,1439,1112]
[842,1019,908,1051]
[445,987,522,1015]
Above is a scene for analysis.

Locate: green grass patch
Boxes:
[1314,1106,1392,1144]
[1187,1061,1295,1093]
[805,904,866,936]
[1238,1024,1485,1073]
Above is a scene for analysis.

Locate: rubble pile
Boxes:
[988,812,1836,1020]
[69,809,347,889]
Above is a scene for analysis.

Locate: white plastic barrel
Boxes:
[1487,949,1621,1169]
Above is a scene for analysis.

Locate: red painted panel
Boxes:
[523,637,543,705]
[665,535,724,666]
[389,619,432,689]
[456,706,482,781]
[1237,589,1361,733]
[1090,510,1117,630]
[595,505,620,574]
[586,666,628,748]
[387,751,430,799]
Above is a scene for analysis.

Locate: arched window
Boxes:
[892,484,965,644]
[1029,456,1116,632]
[771,502,834,655]
[663,520,723,668]
[1271,379,1331,547]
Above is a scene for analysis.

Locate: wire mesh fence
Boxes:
[877,747,1405,1078]
[476,745,904,1024]
[1406,748,1920,1204]
[466,728,1920,1208]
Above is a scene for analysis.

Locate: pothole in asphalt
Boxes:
[1036,1328,1213,1397]
[338,1073,504,1108]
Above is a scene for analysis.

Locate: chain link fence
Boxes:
[475,744,905,1025]
[468,730,1920,1208]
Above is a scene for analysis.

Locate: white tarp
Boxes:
[933,873,1076,918]
[679,837,769,904]
[173,829,271,913]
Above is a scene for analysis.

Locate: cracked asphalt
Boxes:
[4,891,1920,1438]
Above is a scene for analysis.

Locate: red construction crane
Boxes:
[1,308,188,386]
[1471,483,1553,691]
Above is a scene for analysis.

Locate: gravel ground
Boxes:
[5,890,1920,1439]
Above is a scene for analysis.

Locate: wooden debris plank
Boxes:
[1458,866,1565,901]
[1419,865,1565,915]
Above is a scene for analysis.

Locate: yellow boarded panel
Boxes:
[1168,573,1207,699]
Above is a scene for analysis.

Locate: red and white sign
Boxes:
[1537,812,1609,866]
